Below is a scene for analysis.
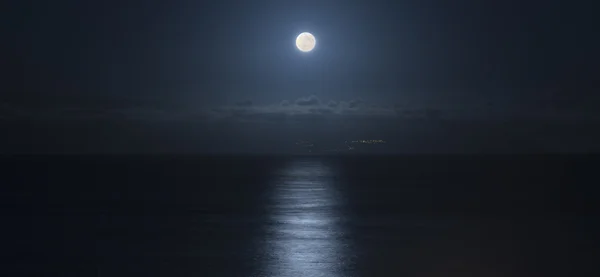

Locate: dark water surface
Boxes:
[1,155,598,276]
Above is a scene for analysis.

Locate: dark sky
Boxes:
[2,0,599,153]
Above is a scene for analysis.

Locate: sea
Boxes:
[1,155,598,276]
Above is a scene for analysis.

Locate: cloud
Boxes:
[0,95,453,123]
[3,95,597,124]
[208,95,403,123]
[295,95,321,106]
[347,98,364,108]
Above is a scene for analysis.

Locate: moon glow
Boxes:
[296,32,316,52]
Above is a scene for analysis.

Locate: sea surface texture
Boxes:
[1,155,598,276]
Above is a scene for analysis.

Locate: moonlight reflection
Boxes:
[261,159,350,277]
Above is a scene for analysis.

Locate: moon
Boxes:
[296,32,316,52]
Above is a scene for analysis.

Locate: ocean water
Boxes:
[1,155,598,276]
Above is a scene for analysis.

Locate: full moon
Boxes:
[296,32,316,52]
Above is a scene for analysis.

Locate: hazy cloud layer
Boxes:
[1,95,598,123]
[210,95,401,123]
[210,95,600,123]
[1,95,404,121]
[3,97,600,154]
[295,95,321,106]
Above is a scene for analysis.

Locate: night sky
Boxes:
[2,0,599,153]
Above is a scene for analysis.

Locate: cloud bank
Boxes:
[1,95,598,123]
[210,95,401,123]
[3,96,600,154]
